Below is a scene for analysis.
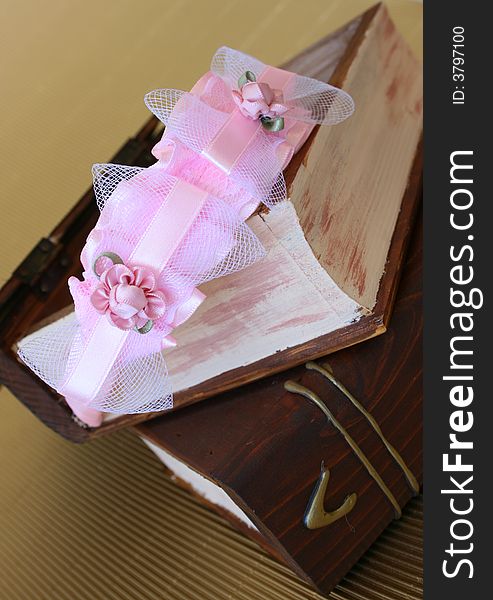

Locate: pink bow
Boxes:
[17,164,265,426]
[145,46,355,207]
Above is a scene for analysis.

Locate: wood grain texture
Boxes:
[138,209,423,595]
[0,4,422,441]
[289,4,422,309]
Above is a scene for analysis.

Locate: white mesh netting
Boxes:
[211,46,266,90]
[18,313,173,414]
[282,75,355,125]
[89,164,265,286]
[144,89,288,206]
[211,46,355,125]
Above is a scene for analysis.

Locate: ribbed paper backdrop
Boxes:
[0,1,422,598]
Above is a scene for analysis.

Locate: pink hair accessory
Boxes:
[18,47,355,426]
[145,46,354,205]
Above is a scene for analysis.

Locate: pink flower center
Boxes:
[232,81,288,121]
[111,284,147,319]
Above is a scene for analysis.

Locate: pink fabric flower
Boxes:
[90,263,167,331]
[232,81,288,121]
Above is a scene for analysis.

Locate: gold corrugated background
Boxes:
[0,416,423,599]
[0,1,422,598]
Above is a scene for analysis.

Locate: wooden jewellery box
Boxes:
[0,4,422,596]
[0,4,422,442]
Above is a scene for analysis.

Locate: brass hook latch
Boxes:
[303,462,357,530]
[285,379,402,525]
[285,362,420,530]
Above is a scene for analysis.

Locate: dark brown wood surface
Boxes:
[138,209,423,595]
[0,4,421,441]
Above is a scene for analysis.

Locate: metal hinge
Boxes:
[14,237,71,295]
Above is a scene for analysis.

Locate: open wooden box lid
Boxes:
[0,3,422,442]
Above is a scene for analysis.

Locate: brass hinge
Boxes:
[14,237,71,295]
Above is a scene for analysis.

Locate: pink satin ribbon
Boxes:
[202,66,313,176]
[203,110,261,173]
[59,179,208,425]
